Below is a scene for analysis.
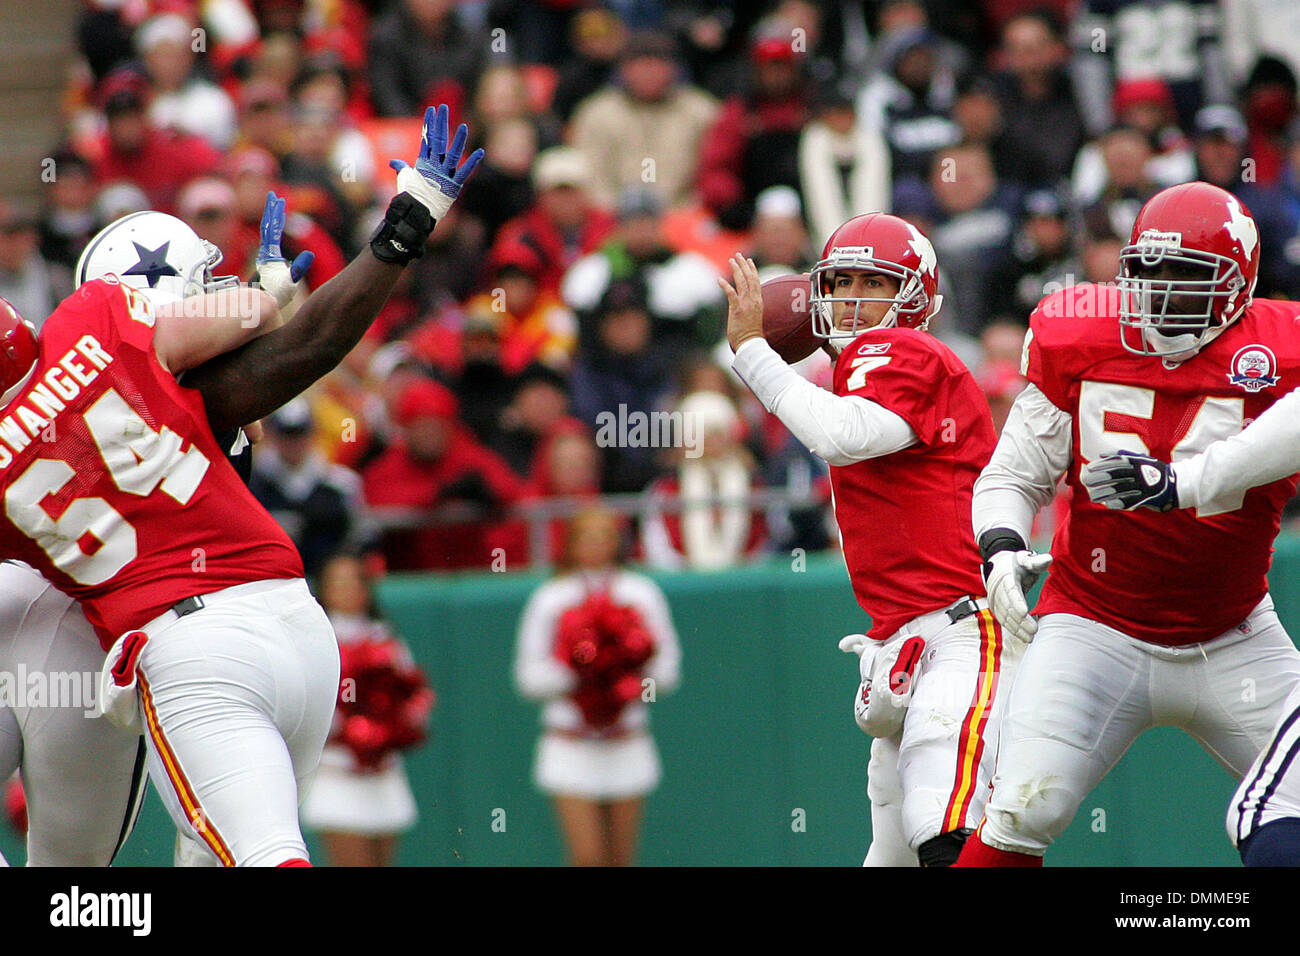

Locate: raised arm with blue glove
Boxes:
[255,191,315,309]
[371,103,484,266]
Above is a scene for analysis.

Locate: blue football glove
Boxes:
[388,103,484,220]
[1080,450,1179,512]
[256,191,314,307]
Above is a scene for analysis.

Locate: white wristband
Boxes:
[395,166,455,221]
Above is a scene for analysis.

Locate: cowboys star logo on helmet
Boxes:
[75,211,240,305]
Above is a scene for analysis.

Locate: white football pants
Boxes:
[132,578,339,867]
[978,595,1300,856]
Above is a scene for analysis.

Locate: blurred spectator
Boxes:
[748,186,814,277]
[1241,57,1299,186]
[950,76,1007,173]
[299,553,430,867]
[989,189,1081,323]
[1261,118,1300,298]
[569,29,719,210]
[38,151,99,272]
[570,281,676,493]
[176,176,240,275]
[89,69,224,215]
[1072,79,1195,204]
[0,203,73,330]
[989,10,1086,188]
[491,0,584,66]
[863,0,971,79]
[362,379,527,571]
[457,118,538,239]
[1080,227,1124,285]
[224,146,348,286]
[367,0,485,118]
[856,25,961,184]
[489,147,617,294]
[292,55,377,212]
[447,305,518,449]
[1069,0,1231,136]
[921,142,1018,335]
[235,80,294,159]
[696,18,813,231]
[280,103,356,254]
[250,399,373,579]
[77,0,141,82]
[1078,126,1160,247]
[642,390,765,570]
[494,362,581,479]
[1189,103,1293,287]
[137,12,238,150]
[1223,0,1300,89]
[404,203,490,314]
[562,188,724,350]
[460,251,577,374]
[513,423,605,565]
[551,7,628,122]
[470,63,561,152]
[513,505,681,867]
[798,80,891,243]
[93,181,151,226]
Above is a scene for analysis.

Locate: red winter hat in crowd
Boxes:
[395,379,459,425]
[1112,77,1176,116]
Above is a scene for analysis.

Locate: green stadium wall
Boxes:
[10,535,1300,867]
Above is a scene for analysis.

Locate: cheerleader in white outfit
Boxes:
[300,554,430,866]
[514,506,682,866]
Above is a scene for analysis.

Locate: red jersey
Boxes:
[0,278,303,647]
[1025,284,1300,646]
[830,327,995,641]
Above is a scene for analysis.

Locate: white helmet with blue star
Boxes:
[74,210,239,304]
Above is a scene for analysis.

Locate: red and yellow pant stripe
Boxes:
[138,672,236,867]
[942,609,1003,832]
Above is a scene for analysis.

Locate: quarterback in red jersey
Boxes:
[957,181,1300,866]
[725,213,1016,867]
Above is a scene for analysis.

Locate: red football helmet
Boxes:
[1118,181,1261,359]
[0,297,38,406]
[811,213,942,349]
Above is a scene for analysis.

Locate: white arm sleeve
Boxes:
[1172,386,1300,511]
[972,383,1074,542]
[513,582,577,700]
[731,337,916,465]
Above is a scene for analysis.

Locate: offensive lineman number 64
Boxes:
[4,388,210,585]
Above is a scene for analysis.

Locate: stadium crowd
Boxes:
[7,0,1300,573]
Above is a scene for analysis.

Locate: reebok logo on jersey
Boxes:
[50,886,151,936]
[857,342,892,355]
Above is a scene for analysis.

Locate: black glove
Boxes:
[1079,450,1179,512]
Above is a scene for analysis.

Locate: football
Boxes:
[761,272,821,364]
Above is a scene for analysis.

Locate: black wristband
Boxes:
[978,528,1029,561]
[369,192,435,266]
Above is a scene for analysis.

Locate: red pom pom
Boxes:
[4,778,26,836]
[334,634,434,767]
